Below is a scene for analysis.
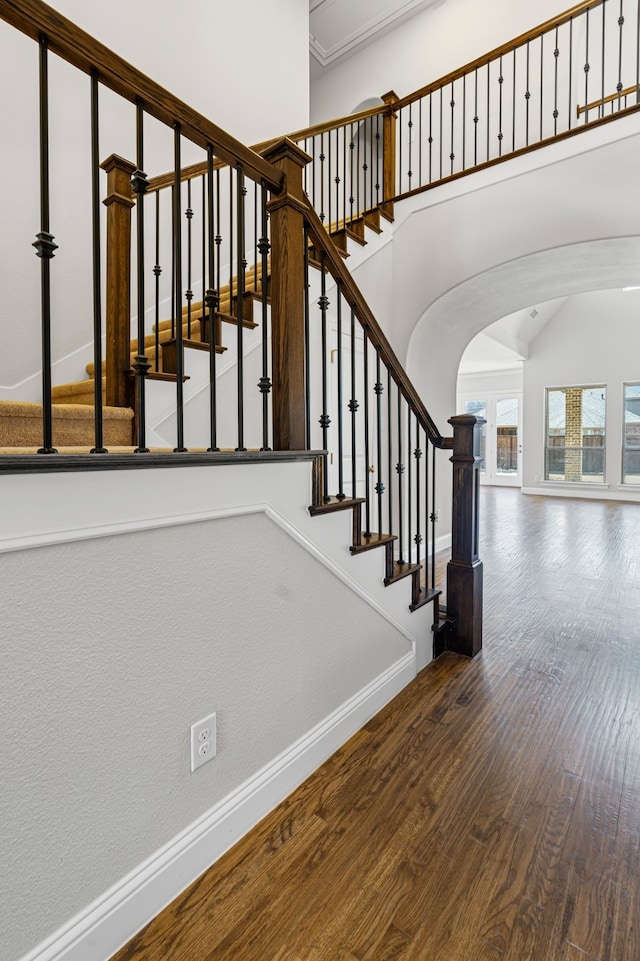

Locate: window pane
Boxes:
[465,399,486,472]
[545,386,606,482]
[623,384,640,483]
[496,397,518,474]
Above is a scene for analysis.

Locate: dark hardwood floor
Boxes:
[112,488,640,961]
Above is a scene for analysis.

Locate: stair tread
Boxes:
[384,560,422,586]
[350,532,396,554]
[308,496,365,517]
[409,586,442,613]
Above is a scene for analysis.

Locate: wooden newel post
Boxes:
[262,138,311,451]
[100,154,136,409]
[446,414,485,657]
[381,91,399,211]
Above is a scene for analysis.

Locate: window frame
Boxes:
[622,381,640,487]
[544,383,607,485]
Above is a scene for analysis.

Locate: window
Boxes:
[545,386,606,483]
[623,383,640,485]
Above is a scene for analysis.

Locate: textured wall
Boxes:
[0,511,409,961]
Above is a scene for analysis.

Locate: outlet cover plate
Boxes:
[190,713,217,772]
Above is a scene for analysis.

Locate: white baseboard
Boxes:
[18,651,415,961]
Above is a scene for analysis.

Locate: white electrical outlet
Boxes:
[190,713,217,772]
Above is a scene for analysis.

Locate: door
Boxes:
[460,391,522,487]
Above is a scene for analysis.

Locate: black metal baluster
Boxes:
[258,181,271,451]
[235,164,246,451]
[173,123,186,451]
[356,120,361,214]
[375,349,384,533]
[328,129,332,229]
[407,405,412,564]
[540,34,544,141]
[554,28,560,136]
[312,136,316,212]
[185,179,193,338]
[363,330,371,535]
[462,75,466,171]
[320,132,326,223]
[486,61,491,161]
[636,0,640,102]
[215,168,221,304]
[201,174,206,306]
[343,124,347,226]
[349,304,358,498]
[498,54,504,155]
[617,0,625,111]
[512,48,517,152]
[439,87,444,178]
[336,284,345,499]
[34,34,57,454]
[408,103,413,190]
[369,116,374,209]
[526,41,531,146]
[349,123,355,225]
[474,69,479,165]
[418,98,423,185]
[304,223,311,450]
[568,18,574,130]
[170,185,175,339]
[154,192,161,372]
[254,180,258,294]
[450,81,455,174]
[303,138,308,196]
[375,113,381,206]
[398,106,403,193]
[89,70,106,454]
[414,418,422,582]
[335,127,340,227]
[229,166,234,320]
[319,252,330,500]
[585,7,591,122]
[206,145,219,452]
[602,0,607,116]
[431,442,437,591]
[396,384,404,565]
[387,365,393,537]
[429,94,433,182]
[132,98,150,453]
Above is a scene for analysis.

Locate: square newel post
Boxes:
[446,414,485,657]
[100,154,136,409]
[263,138,311,451]
[381,91,399,210]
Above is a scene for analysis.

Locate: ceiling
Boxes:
[309,0,444,74]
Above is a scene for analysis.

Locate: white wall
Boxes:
[0,461,415,961]
[522,288,640,500]
[310,0,574,123]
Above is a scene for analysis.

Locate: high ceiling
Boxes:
[309,0,444,74]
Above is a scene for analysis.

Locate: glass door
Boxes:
[460,391,522,487]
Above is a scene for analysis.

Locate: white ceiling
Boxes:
[309,0,444,73]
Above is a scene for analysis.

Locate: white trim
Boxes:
[17,651,415,961]
[522,485,640,502]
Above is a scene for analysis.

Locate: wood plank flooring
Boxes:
[111,488,640,961]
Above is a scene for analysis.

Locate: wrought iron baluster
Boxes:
[474,68,479,165]
[201,174,206,307]
[312,136,316,212]
[320,132,325,223]
[170,185,175,339]
[408,103,413,190]
[407,405,412,564]
[349,304,358,498]
[336,285,345,499]
[512,48,517,152]
[206,145,219,452]
[540,33,544,141]
[356,120,361,214]
[375,113,381,206]
[462,74,466,171]
[319,252,330,500]
[229,166,234,322]
[602,0,607,115]
[414,417,422,580]
[342,125,347,227]
[90,70,106,454]
[328,128,332,229]
[34,34,57,454]
[450,81,455,174]
[363,330,371,535]
[418,98,423,186]
[486,61,491,161]
[254,180,258,294]
[304,223,311,450]
[396,384,405,565]
[185,178,193,338]
[349,123,355,225]
[498,54,504,156]
[235,163,246,451]
[526,41,531,146]
[153,191,161,372]
[568,18,574,129]
[439,87,443,178]
[215,168,221,304]
[554,28,560,136]
[375,349,384,534]
[173,123,186,451]
[429,93,433,182]
[335,127,340,227]
[585,7,591,123]
[387,365,393,537]
[431,441,437,590]
[258,181,271,451]
[398,106,403,193]
[132,98,150,453]
[617,0,625,112]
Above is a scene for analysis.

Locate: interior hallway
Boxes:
[112,488,640,961]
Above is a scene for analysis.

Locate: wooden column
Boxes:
[446,414,485,658]
[262,138,311,451]
[381,91,398,212]
[100,154,135,408]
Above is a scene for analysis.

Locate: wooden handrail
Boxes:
[577,83,640,117]
[394,0,606,110]
[302,198,450,449]
[0,0,283,193]
[146,103,389,194]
